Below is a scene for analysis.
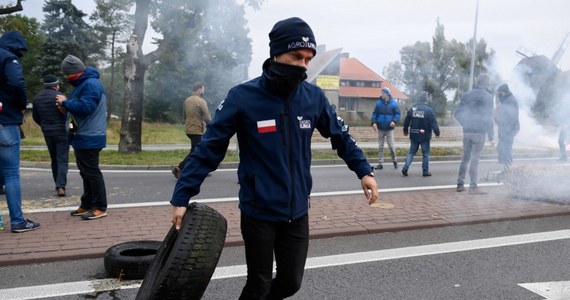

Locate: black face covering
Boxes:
[267,60,307,96]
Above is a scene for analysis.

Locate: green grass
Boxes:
[18,115,480,165]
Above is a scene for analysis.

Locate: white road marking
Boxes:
[518,281,570,299]
[1,229,569,299]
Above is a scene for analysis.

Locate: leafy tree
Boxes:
[120,0,264,153]
[37,0,100,93]
[144,0,252,123]
[0,14,45,97]
[91,0,134,122]
[399,20,494,117]
[382,61,404,91]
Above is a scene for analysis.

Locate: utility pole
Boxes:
[468,0,479,90]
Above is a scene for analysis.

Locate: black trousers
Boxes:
[178,134,202,169]
[44,135,69,189]
[239,213,309,300]
[74,148,107,211]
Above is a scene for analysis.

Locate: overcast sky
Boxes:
[14,0,570,81]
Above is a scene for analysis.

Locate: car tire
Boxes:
[135,202,228,300]
[104,240,162,280]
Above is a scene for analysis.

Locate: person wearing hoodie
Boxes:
[494,84,519,168]
[454,74,494,194]
[169,17,378,299]
[55,55,108,220]
[0,31,41,232]
[370,87,401,170]
[401,91,440,177]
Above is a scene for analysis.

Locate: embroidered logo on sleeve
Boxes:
[257,119,277,133]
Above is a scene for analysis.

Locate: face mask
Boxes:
[268,60,307,96]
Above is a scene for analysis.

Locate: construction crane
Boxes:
[551,31,570,66]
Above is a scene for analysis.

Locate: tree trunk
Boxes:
[119,34,145,153]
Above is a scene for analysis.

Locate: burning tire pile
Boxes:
[503,164,570,204]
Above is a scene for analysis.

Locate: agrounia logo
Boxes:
[288,37,316,51]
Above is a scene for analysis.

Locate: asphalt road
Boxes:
[19,157,518,209]
[1,216,569,299]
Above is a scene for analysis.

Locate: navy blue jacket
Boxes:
[61,67,107,150]
[495,92,519,138]
[370,97,400,130]
[454,86,494,140]
[0,31,27,126]
[32,87,67,136]
[403,102,440,142]
[171,60,373,223]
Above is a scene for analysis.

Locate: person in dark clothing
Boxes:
[32,74,69,196]
[0,31,41,232]
[454,74,494,194]
[371,87,401,169]
[494,84,519,168]
[401,91,440,177]
[169,17,378,299]
[55,55,108,220]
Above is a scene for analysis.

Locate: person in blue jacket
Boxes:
[0,30,41,233]
[170,17,378,299]
[401,91,440,177]
[55,55,108,220]
[370,87,401,170]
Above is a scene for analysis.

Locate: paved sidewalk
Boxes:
[1,185,570,267]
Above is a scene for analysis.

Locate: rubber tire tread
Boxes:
[104,240,162,280]
[135,202,228,300]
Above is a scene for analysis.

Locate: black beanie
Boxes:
[269,17,317,58]
[419,91,428,102]
[497,83,510,94]
[42,74,59,87]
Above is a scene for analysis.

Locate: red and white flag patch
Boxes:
[257,119,276,133]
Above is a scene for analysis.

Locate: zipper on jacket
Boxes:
[284,96,295,222]
[279,113,286,145]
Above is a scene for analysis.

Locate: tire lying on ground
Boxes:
[104,240,162,280]
[135,202,228,300]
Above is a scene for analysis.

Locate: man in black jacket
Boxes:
[401,91,440,177]
[32,74,69,197]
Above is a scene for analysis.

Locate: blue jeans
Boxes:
[403,140,431,174]
[0,125,24,225]
[457,133,486,187]
[44,135,69,189]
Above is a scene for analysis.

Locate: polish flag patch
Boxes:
[257,119,277,133]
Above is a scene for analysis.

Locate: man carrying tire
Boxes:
[170,17,378,299]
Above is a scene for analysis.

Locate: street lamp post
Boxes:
[468,0,480,90]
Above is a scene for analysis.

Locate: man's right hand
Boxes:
[172,205,187,231]
[372,123,378,131]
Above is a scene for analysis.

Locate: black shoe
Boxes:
[401,169,408,176]
[57,188,66,197]
[423,172,432,177]
[456,184,466,192]
[376,164,383,170]
[393,161,398,169]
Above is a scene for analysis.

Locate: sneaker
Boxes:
[456,184,466,192]
[81,209,107,220]
[172,167,181,179]
[393,161,398,169]
[57,188,66,197]
[423,172,432,177]
[468,187,487,195]
[11,219,41,233]
[401,169,408,176]
[70,207,89,216]
[376,164,383,170]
